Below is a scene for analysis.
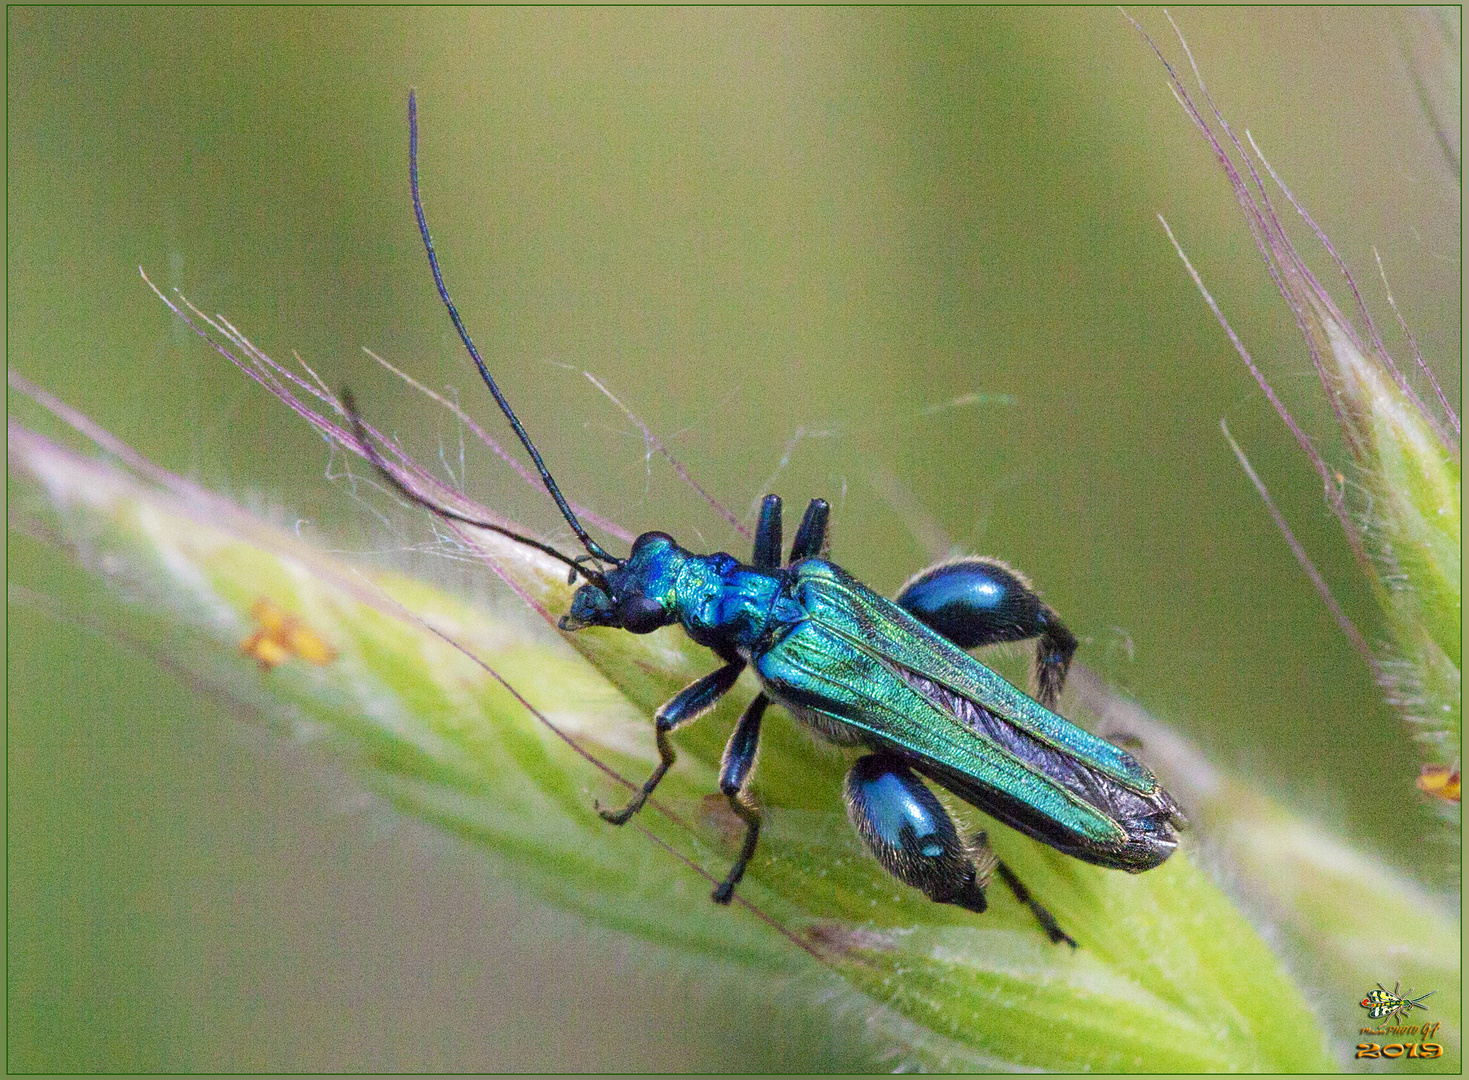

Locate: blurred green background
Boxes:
[8,8,1459,1071]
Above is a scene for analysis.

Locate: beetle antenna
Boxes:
[341,387,608,589]
[408,89,622,569]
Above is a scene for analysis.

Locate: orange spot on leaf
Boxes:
[241,597,338,672]
[1416,763,1460,803]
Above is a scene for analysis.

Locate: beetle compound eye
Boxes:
[618,595,668,634]
[629,531,675,558]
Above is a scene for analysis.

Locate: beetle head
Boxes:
[559,531,682,634]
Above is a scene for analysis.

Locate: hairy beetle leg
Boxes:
[596,723,675,824]
[752,495,783,569]
[706,500,789,904]
[993,857,1077,949]
[845,754,993,913]
[711,693,768,903]
[711,793,762,904]
[598,660,744,825]
[895,556,1077,710]
[789,498,830,561]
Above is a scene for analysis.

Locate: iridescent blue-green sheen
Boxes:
[607,536,1178,871]
[569,529,1176,872]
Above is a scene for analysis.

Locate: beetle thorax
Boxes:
[671,552,785,651]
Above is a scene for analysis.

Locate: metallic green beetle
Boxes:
[351,93,1184,946]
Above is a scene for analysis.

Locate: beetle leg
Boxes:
[598,660,745,824]
[1031,623,1078,713]
[894,556,1078,709]
[843,753,990,913]
[788,498,831,561]
[991,851,1078,948]
[752,495,783,569]
[711,692,769,904]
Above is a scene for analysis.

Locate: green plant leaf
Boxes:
[10,411,1343,1071]
[1075,668,1461,1073]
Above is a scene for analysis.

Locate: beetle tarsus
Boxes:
[711,790,762,905]
[995,860,1078,948]
[596,792,649,825]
